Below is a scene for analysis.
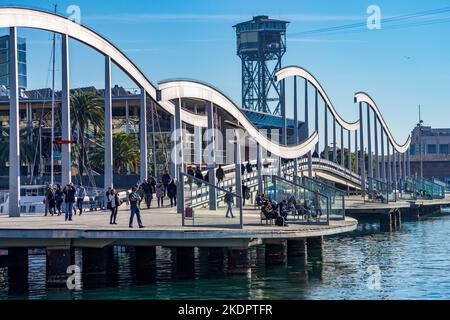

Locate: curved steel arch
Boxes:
[0,6,207,128]
[159,79,319,159]
[275,65,360,131]
[354,92,411,153]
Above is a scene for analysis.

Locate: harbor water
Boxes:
[0,213,449,300]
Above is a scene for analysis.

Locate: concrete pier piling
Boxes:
[265,240,287,266]
[306,236,324,251]
[227,249,250,275]
[82,247,114,274]
[7,248,29,295]
[174,247,195,278]
[287,239,307,257]
[135,246,156,283]
[380,212,392,232]
[46,248,75,286]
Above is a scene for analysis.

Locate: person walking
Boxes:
[246,161,253,174]
[224,187,234,218]
[161,171,171,197]
[242,183,250,207]
[54,184,64,216]
[128,186,144,228]
[167,179,177,208]
[63,184,76,221]
[44,186,55,216]
[141,179,154,209]
[75,183,87,215]
[155,180,165,208]
[216,164,225,186]
[108,188,121,224]
[195,166,203,188]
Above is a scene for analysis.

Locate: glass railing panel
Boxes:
[263,175,331,225]
[180,172,242,228]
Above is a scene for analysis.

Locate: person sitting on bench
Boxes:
[373,190,385,202]
[261,200,277,221]
[277,198,290,220]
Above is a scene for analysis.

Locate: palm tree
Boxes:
[70,91,104,176]
[0,127,39,172]
[88,133,140,174]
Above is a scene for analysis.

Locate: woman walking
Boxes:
[54,185,64,216]
[108,188,120,224]
[167,179,177,208]
[155,180,165,208]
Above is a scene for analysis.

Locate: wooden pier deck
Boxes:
[0,205,357,249]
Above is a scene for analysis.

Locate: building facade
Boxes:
[410,125,450,184]
[0,35,27,90]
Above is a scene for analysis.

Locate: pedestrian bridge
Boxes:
[0,6,439,224]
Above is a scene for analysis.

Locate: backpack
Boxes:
[276,216,285,227]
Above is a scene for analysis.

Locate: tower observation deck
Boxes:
[234,15,289,115]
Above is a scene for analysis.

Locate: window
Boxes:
[427,144,437,154]
[410,144,415,155]
[439,144,449,154]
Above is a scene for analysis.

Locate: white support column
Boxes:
[150,101,158,178]
[354,130,358,174]
[333,119,337,163]
[104,56,113,189]
[407,148,411,178]
[139,88,148,182]
[293,76,298,177]
[305,79,312,178]
[324,105,329,160]
[175,97,184,213]
[402,152,407,181]
[393,150,398,188]
[347,130,351,172]
[315,88,319,155]
[340,126,344,167]
[206,101,217,210]
[398,151,402,182]
[257,142,263,193]
[359,102,366,196]
[381,130,386,182]
[387,142,392,184]
[61,34,71,187]
[169,115,176,178]
[8,27,20,217]
[234,130,243,210]
[367,105,373,182]
[374,115,379,179]
[194,126,202,166]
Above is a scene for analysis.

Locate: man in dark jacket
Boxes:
[246,162,253,174]
[161,171,171,197]
[195,167,203,188]
[167,179,177,207]
[216,164,225,185]
[141,179,154,209]
[63,184,76,221]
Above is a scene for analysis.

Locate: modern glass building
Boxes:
[0,35,27,90]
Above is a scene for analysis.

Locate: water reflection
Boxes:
[0,215,449,299]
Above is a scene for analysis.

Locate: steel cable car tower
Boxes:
[234,15,289,115]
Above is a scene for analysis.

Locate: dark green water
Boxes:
[1,214,450,300]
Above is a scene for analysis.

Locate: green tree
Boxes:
[88,133,140,174]
[70,91,104,176]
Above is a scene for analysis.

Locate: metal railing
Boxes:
[366,176,397,204]
[291,175,345,220]
[263,175,331,225]
[180,172,243,228]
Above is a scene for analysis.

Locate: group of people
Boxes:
[43,183,87,221]
[256,190,323,226]
[104,172,178,228]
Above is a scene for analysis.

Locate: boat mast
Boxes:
[50,4,57,186]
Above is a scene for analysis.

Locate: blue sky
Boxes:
[1,0,450,142]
